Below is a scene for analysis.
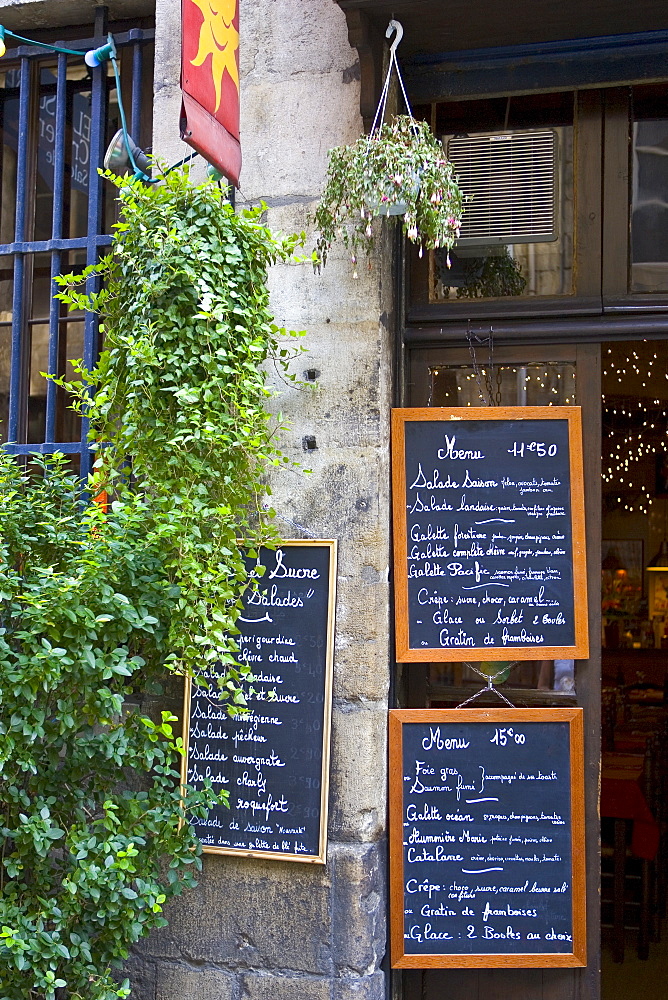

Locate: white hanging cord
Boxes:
[368,20,418,144]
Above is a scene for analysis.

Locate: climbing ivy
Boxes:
[0,170,307,998]
[55,168,306,691]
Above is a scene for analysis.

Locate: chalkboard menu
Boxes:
[392,407,588,661]
[182,541,337,863]
[389,708,586,968]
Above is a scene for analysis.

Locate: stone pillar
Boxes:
[133,0,393,997]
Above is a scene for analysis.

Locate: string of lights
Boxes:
[602,347,668,515]
[430,364,577,407]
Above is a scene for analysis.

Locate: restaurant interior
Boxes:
[599,341,668,994]
[421,340,668,993]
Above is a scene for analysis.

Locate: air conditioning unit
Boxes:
[445,130,558,248]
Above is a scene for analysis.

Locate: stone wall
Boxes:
[0,0,393,993]
[139,0,393,997]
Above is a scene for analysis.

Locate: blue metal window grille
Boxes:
[0,9,154,478]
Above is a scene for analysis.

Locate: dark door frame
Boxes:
[395,341,601,1000]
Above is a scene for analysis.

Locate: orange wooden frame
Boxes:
[389,707,587,968]
[391,406,589,661]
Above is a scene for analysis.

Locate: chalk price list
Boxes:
[186,547,331,859]
[404,419,575,651]
[401,721,574,955]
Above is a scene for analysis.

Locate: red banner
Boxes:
[180,0,241,186]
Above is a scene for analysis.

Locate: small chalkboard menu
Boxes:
[389,708,586,968]
[392,407,588,661]
[182,541,337,863]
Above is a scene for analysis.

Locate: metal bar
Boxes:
[45,251,62,444]
[403,315,668,346]
[131,40,143,139]
[51,53,68,241]
[0,317,85,328]
[2,28,155,63]
[0,83,5,241]
[45,52,69,443]
[80,7,109,481]
[8,56,32,444]
[0,235,112,255]
[3,441,83,455]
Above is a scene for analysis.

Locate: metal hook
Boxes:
[386,19,403,57]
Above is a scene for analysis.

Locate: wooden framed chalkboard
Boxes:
[181,540,337,863]
[389,708,586,968]
[391,407,588,661]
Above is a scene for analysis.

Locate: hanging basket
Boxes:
[313,20,467,268]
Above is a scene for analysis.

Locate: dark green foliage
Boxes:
[0,453,217,999]
[454,251,527,299]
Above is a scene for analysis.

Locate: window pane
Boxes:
[631,118,668,292]
[409,93,575,304]
[436,126,574,300]
[429,362,577,408]
[425,358,577,704]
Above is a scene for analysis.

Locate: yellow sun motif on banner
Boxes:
[189,0,239,112]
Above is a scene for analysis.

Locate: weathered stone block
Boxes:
[241,0,354,79]
[155,963,238,1000]
[333,972,386,1000]
[328,702,387,841]
[331,842,386,975]
[240,972,331,1000]
[144,855,333,975]
[123,954,157,1000]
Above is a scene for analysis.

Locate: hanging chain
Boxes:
[466,323,499,406]
[454,662,518,709]
[487,327,495,404]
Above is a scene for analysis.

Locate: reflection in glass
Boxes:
[429,362,576,408]
[425,359,577,705]
[631,119,668,293]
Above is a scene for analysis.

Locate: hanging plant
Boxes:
[314,114,466,268]
[313,23,465,269]
[54,168,307,692]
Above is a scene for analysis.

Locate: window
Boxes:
[631,85,668,293]
[410,92,575,309]
[0,17,153,477]
[407,82,668,321]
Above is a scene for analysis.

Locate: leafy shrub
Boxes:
[55,168,306,690]
[0,453,217,999]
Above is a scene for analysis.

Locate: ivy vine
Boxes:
[56,168,306,692]
[0,169,307,998]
